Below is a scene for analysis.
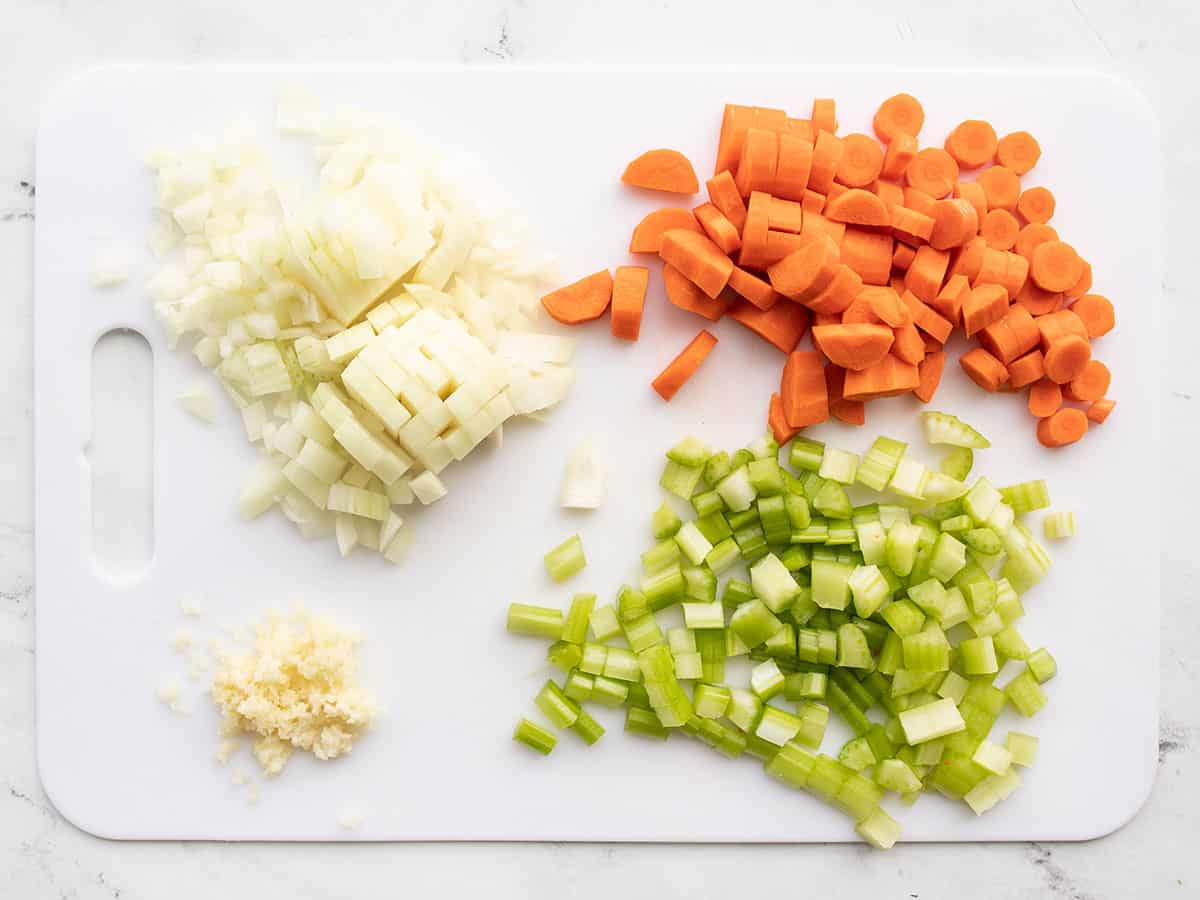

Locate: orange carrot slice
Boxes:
[662,263,732,322]
[802,190,826,213]
[1035,309,1089,349]
[1036,407,1088,448]
[904,245,950,302]
[812,323,895,371]
[1064,359,1111,402]
[706,171,748,232]
[944,120,999,169]
[836,134,885,188]
[739,191,771,270]
[959,347,1008,392]
[1015,279,1062,316]
[775,132,815,202]
[953,180,988,221]
[948,236,987,282]
[805,264,864,315]
[1087,398,1115,424]
[693,202,743,256]
[893,242,917,271]
[812,98,838,135]
[1028,378,1064,418]
[914,350,947,402]
[841,228,893,285]
[978,303,1039,363]
[900,289,954,344]
[891,206,936,245]
[767,196,806,234]
[905,148,959,198]
[728,266,781,311]
[927,198,978,250]
[930,273,971,326]
[715,104,758,176]
[1066,258,1092,299]
[824,188,891,227]
[892,321,926,366]
[1017,186,1055,225]
[880,133,918,181]
[996,131,1042,175]
[975,165,1021,212]
[541,270,613,324]
[623,148,699,194]
[1014,223,1059,260]
[610,266,648,341]
[652,329,718,401]
[1043,334,1091,384]
[980,209,1020,250]
[873,94,924,142]
[902,187,937,217]
[825,362,866,425]
[800,211,847,246]
[1030,240,1083,292]
[781,350,830,428]
[728,297,811,353]
[1006,349,1045,388]
[766,233,841,301]
[630,208,702,254]
[660,229,734,299]
[734,127,779,197]
[1071,293,1115,338]
[873,179,905,210]
[1001,251,1030,300]
[962,283,1010,337]
[861,286,910,327]
[843,354,920,400]
[768,391,801,444]
[809,131,844,194]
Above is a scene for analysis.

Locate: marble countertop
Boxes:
[2,1,1196,896]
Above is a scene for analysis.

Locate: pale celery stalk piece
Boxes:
[1006,732,1040,767]
[898,697,966,744]
[1043,512,1076,539]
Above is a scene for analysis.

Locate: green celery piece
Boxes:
[694,512,733,544]
[704,450,733,487]
[691,489,724,518]
[562,593,596,645]
[591,675,630,707]
[660,459,706,499]
[695,629,727,682]
[825,519,856,545]
[1006,731,1039,767]
[666,436,712,468]
[826,681,872,735]
[1044,511,1076,539]
[1026,648,1057,683]
[730,448,754,470]
[535,679,580,728]
[747,432,779,460]
[563,669,594,701]
[923,472,969,503]
[765,740,817,785]
[837,771,885,821]
[624,706,670,739]
[795,703,831,749]
[881,599,926,637]
[791,517,829,544]
[617,584,650,622]
[812,559,855,610]
[813,480,853,518]
[921,410,991,448]
[856,809,902,850]
[876,758,922,793]
[784,493,812,530]
[641,538,682,574]
[855,520,888,566]
[878,505,911,529]
[836,623,873,668]
[838,735,878,772]
[940,446,974,480]
[852,617,890,653]
[693,683,732,719]
[847,564,889,619]
[902,630,950,672]
[675,521,714,566]
[791,590,820,626]
[730,598,785,648]
[784,670,828,700]
[757,495,792,545]
[651,501,683,540]
[705,537,741,575]
[898,697,966,744]
[885,522,922,577]
[940,514,972,533]
[928,498,964,522]
[1004,668,1047,716]
[506,603,563,639]
[748,457,785,496]
[877,631,903,675]
[547,640,583,672]
[780,544,811,571]
[1000,479,1050,514]
[963,527,1003,555]
[513,718,557,755]
[928,532,967,583]
[622,613,664,653]
[963,579,997,617]
[721,578,755,609]
[716,465,757,512]
[960,636,999,675]
[545,534,586,583]
[642,564,686,611]
[683,565,718,604]
[750,553,800,612]
[788,437,825,472]
[818,447,859,485]
[750,658,786,700]
[725,507,758,531]
[571,709,605,745]
[856,436,907,492]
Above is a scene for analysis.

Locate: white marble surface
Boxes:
[1,1,1196,896]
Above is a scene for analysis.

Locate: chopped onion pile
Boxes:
[508,416,1063,849]
[145,88,573,561]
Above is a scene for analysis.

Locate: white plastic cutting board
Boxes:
[35,64,1160,842]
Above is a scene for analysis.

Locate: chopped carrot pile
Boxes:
[544,94,1115,445]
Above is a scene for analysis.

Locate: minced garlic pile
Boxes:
[211,607,376,776]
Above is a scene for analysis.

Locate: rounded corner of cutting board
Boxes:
[35,743,128,842]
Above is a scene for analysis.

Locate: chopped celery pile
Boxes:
[506,424,1064,850]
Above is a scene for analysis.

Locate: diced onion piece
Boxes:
[177,383,217,423]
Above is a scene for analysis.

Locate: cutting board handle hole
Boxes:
[90,329,154,580]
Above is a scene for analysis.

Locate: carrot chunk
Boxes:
[904,245,951,302]
[1066,258,1093,299]
[892,242,917,271]
[660,229,734,299]
[728,266,781,311]
[978,303,1039,363]
[1014,223,1059,260]
[1036,407,1088,448]
[693,202,743,256]
[873,179,905,211]
[929,198,979,250]
[891,206,936,245]
[623,148,699,194]
[1028,378,1064,418]
[825,362,866,424]
[706,171,749,232]
[766,196,805,234]
[980,209,1021,250]
[768,391,801,444]
[902,186,937,217]
[802,190,826,213]
[900,289,954,344]
[728,298,811,353]
[1001,251,1030,300]
[1030,240,1083,293]
[892,321,926,366]
[715,104,758,176]
[975,165,1021,212]
[948,236,988,283]
[1017,186,1055,225]
[1043,334,1092,384]
[781,350,830,428]
[610,266,648,341]
[541,270,613,324]
[805,264,864,315]
[862,286,910,327]
[841,228,893,285]
[914,350,947,402]
[930,273,971,326]
[944,120,998,169]
[630,208,702,254]
[652,329,718,401]
[905,148,959,198]
[962,283,1010,337]
[1087,398,1115,424]
[873,93,925,142]
[662,263,732,322]
[1015,279,1063,316]
[824,188,891,227]
[1071,293,1115,338]
[953,180,988,221]
[1006,349,1045,388]
[836,134,885,188]
[959,347,1008,392]
[775,132,815,202]
[843,354,920,400]
[809,131,844,194]
[812,98,838,135]
[766,233,841,301]
[1064,359,1111,402]
[996,131,1042,175]
[1035,309,1089,349]
[811,323,895,371]
[739,191,772,270]
[734,127,779,197]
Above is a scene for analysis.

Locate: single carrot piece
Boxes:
[825,363,867,425]
[900,289,954,344]
[1035,309,1089,349]
[996,131,1042,175]
[808,131,844,194]
[781,350,830,428]
[706,171,749,232]
[944,120,999,169]
[880,133,918,182]
[734,127,779,197]
[904,245,951,302]
[948,236,988,282]
[843,354,920,400]
[1001,251,1030,300]
[841,293,884,325]
[1087,398,1115,424]
[775,133,815,202]
[1014,223,1059,260]
[892,321,925,366]
[873,93,925,142]
[802,190,826,212]
[800,211,847,246]
[728,266,781,311]
[889,273,908,294]
[860,286,911,327]
[972,247,1009,288]
[660,229,734,299]
[541,270,614,324]
[768,392,801,444]
[914,350,947,402]
[836,134,885,188]
[931,273,971,325]
[805,264,864,315]
[1043,334,1092,384]
[652,329,718,401]
[1066,258,1092,299]
[1015,279,1063,316]
[728,297,811,353]
[978,303,1039,363]
[824,188,891,227]
[892,242,917,271]
[902,186,936,217]
[980,209,1021,250]
[1071,293,1115,338]
[891,206,936,245]
[739,191,771,270]
[812,98,838,135]
[783,116,814,141]
[928,198,978,250]
[841,228,893,286]
[1028,378,1064,417]
[959,347,1008,392]
[811,323,895,371]
[762,230,811,268]
[962,283,1010,337]
[623,148,699,194]
[1016,186,1055,225]
[873,179,905,211]
[662,263,732,322]
[630,208,703,254]
[610,266,648,341]
[766,233,841,301]
[714,104,758,176]
[693,202,743,256]
[975,165,1021,212]
[1007,349,1045,388]
[1030,240,1083,293]
[1036,407,1088,448]
[953,180,988,221]
[905,148,959,198]
[767,196,805,234]
[1064,359,1111,402]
